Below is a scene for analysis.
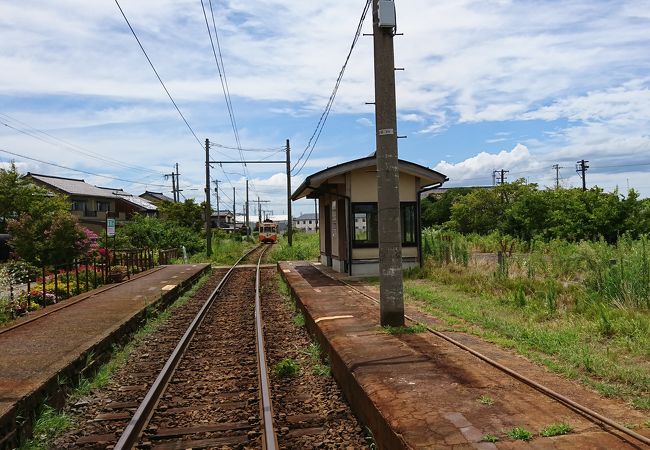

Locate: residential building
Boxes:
[140,191,175,204]
[293,213,318,233]
[26,173,157,234]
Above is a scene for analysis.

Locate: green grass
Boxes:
[404,275,650,407]
[478,394,494,406]
[507,427,533,441]
[268,232,320,263]
[382,322,427,334]
[481,433,499,443]
[540,423,572,437]
[293,312,306,327]
[19,404,74,450]
[644,419,650,428]
[273,357,300,377]
[189,235,257,265]
[20,273,211,449]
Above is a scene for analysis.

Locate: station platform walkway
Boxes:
[0,263,210,447]
[279,261,650,450]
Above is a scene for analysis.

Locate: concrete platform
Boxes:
[0,263,210,448]
[279,261,650,450]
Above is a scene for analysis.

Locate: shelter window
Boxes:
[352,202,417,248]
[401,202,417,247]
[352,203,379,247]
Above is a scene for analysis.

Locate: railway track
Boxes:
[112,243,276,449]
[326,269,650,448]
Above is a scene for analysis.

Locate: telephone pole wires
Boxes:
[373,0,403,327]
[576,159,589,191]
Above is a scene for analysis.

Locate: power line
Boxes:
[0,148,168,187]
[292,0,372,176]
[0,115,163,176]
[114,0,203,149]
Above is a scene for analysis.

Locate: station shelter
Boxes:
[291,155,448,276]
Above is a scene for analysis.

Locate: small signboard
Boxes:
[107,218,116,237]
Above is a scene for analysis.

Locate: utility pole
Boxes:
[500,169,508,185]
[175,163,182,201]
[258,196,262,225]
[552,164,564,189]
[214,180,220,230]
[205,139,212,256]
[245,179,250,236]
[314,199,319,231]
[164,171,176,202]
[286,139,293,247]
[233,187,236,229]
[576,159,589,191]
[373,0,403,327]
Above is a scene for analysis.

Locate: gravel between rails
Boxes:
[260,269,370,449]
[53,269,227,448]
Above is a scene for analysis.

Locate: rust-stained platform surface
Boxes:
[0,264,210,446]
[279,261,650,450]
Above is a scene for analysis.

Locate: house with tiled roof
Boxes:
[140,191,175,204]
[26,173,157,233]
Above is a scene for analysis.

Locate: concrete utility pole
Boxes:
[576,160,589,191]
[233,187,236,229]
[205,139,212,256]
[175,163,182,201]
[166,171,177,202]
[552,164,563,189]
[286,139,293,247]
[498,169,509,185]
[214,180,220,229]
[373,0,404,327]
[245,179,250,236]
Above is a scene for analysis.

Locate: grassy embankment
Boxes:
[406,230,650,410]
[267,232,320,263]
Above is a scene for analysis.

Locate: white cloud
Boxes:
[356,118,373,127]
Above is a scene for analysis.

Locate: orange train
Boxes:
[258,220,278,243]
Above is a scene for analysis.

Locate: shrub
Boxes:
[273,358,300,378]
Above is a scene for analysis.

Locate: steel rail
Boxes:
[114,244,264,450]
[315,265,650,447]
[254,245,279,450]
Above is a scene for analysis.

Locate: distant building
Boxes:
[211,210,235,230]
[293,213,318,233]
[140,191,175,204]
[26,173,157,234]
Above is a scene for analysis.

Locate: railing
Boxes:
[2,248,156,319]
[158,248,179,265]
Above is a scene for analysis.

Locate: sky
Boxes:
[1,0,650,218]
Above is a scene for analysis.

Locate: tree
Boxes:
[158,199,205,233]
[0,163,51,233]
[421,188,473,228]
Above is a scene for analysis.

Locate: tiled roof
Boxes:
[295,213,317,220]
[140,191,175,202]
[27,173,157,211]
[28,173,114,198]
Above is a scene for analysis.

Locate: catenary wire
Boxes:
[0,148,168,187]
[114,0,203,150]
[0,117,164,176]
[292,0,372,176]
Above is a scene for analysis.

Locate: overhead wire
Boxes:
[0,115,164,176]
[114,0,203,150]
[292,0,372,176]
[0,148,168,187]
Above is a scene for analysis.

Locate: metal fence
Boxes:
[1,248,167,314]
